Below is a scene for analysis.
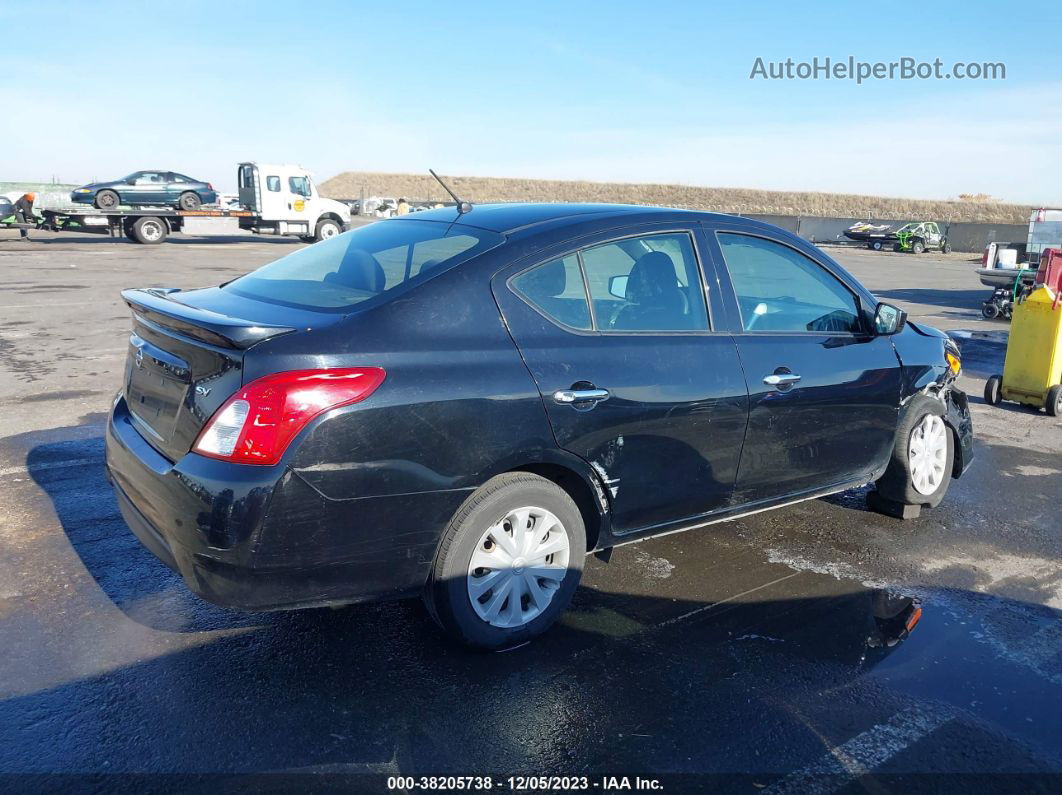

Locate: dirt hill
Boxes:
[319,172,1031,224]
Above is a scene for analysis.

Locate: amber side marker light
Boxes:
[905,606,923,634]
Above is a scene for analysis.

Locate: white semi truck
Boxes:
[37,162,351,245]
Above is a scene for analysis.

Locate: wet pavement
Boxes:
[1,232,1061,791]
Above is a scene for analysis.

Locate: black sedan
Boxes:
[71,171,218,210]
[105,204,973,648]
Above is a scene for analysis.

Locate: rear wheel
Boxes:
[875,395,954,509]
[984,375,1003,406]
[95,190,119,210]
[872,241,883,251]
[911,239,926,254]
[982,302,999,319]
[313,218,342,242]
[1047,385,1062,417]
[178,191,201,211]
[424,473,585,649]
[132,216,168,245]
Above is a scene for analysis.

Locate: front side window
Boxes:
[717,233,862,333]
[289,176,311,197]
[581,233,708,331]
[225,220,503,312]
[512,255,591,330]
[135,172,165,184]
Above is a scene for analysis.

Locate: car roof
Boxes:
[398,202,711,234]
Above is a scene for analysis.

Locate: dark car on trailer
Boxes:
[106,203,973,648]
[71,170,218,211]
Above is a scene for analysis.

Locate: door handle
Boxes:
[763,373,801,387]
[553,388,610,404]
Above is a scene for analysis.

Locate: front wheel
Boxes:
[314,218,342,242]
[982,302,999,319]
[875,395,954,509]
[423,473,585,649]
[942,240,952,254]
[95,189,119,209]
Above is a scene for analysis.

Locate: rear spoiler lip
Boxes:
[121,288,296,350]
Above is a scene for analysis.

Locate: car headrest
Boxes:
[332,249,385,292]
[627,251,679,303]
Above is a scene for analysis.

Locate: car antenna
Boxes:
[429,169,472,214]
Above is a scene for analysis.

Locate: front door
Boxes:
[127,171,169,204]
[492,225,749,534]
[703,225,902,504]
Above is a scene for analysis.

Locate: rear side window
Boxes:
[717,233,862,333]
[512,255,591,330]
[266,176,281,192]
[225,220,504,311]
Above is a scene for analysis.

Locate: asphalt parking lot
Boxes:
[1,228,1061,791]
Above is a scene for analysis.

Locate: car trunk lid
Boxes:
[121,287,298,462]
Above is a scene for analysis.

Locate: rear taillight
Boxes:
[193,367,385,465]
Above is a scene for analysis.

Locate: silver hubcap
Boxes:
[909,414,947,495]
[467,506,570,628]
[321,223,338,239]
[143,223,162,240]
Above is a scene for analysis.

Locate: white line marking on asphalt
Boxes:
[656,572,801,627]
[764,703,958,795]
[0,457,102,478]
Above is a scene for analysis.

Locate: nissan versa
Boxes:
[105,204,973,648]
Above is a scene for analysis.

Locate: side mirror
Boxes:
[874,302,907,335]
[608,275,628,299]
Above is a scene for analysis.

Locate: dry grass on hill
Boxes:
[320,171,1031,224]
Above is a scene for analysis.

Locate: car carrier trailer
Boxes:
[38,207,257,244]
[33,162,352,245]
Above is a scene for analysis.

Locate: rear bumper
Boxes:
[106,396,463,610]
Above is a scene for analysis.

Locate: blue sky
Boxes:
[3,0,1060,202]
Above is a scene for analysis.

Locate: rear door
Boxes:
[702,222,902,503]
[492,224,749,535]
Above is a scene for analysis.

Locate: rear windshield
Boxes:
[224,220,504,312]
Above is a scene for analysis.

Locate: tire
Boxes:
[875,395,955,509]
[178,192,201,211]
[867,243,875,250]
[984,375,1003,406]
[982,302,999,319]
[132,216,168,245]
[122,219,138,242]
[911,239,925,254]
[872,241,883,251]
[95,190,119,210]
[313,218,342,242]
[423,472,586,649]
[1047,385,1062,417]
[942,240,952,254]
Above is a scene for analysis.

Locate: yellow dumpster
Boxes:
[984,286,1062,415]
